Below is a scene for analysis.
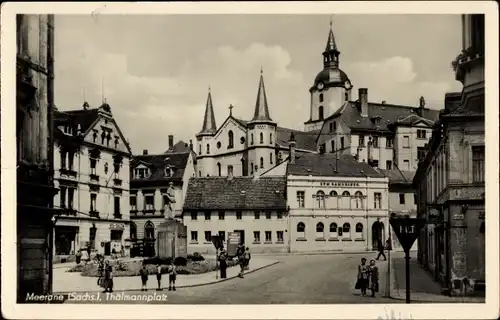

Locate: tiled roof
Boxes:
[276,127,318,152]
[54,108,99,134]
[164,141,193,154]
[183,176,287,211]
[130,152,190,182]
[326,101,440,133]
[443,94,484,117]
[287,153,386,178]
[379,169,415,184]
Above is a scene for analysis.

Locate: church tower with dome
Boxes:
[304,21,353,132]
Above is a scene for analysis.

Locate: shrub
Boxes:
[174,256,187,266]
[187,252,205,261]
[143,256,172,265]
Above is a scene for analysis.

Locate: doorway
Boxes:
[371,221,385,250]
[234,230,245,245]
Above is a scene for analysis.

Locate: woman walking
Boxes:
[368,259,379,297]
[356,257,369,296]
[103,260,114,293]
[139,264,149,291]
[156,263,163,291]
[218,247,228,279]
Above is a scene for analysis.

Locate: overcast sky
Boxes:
[54,14,463,154]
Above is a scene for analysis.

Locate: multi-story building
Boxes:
[53,102,132,257]
[263,135,390,253]
[182,175,288,254]
[414,14,485,296]
[16,14,58,301]
[129,136,196,257]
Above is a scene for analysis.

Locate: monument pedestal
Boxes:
[156,218,187,260]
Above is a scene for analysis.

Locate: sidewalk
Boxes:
[389,251,485,303]
[53,257,279,294]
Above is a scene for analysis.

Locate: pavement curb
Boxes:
[54,261,280,295]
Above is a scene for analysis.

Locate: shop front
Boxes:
[110,222,126,256]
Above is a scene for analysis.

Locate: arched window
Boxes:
[228,130,234,149]
[318,106,324,120]
[329,223,338,238]
[316,191,326,209]
[144,221,155,239]
[355,223,364,239]
[206,144,210,154]
[251,133,254,145]
[251,162,254,175]
[130,222,137,240]
[342,223,351,239]
[241,158,246,176]
[198,170,201,177]
[316,222,325,239]
[260,157,264,168]
[355,191,363,209]
[270,133,273,144]
[319,93,324,103]
[331,140,335,152]
[270,152,273,164]
[260,132,264,144]
[217,163,221,176]
[329,191,338,209]
[198,144,202,155]
[227,165,233,176]
[342,191,351,209]
[333,121,337,131]
[345,92,349,101]
[297,222,305,238]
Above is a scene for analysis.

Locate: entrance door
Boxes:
[104,242,111,256]
[234,230,245,245]
[371,221,385,250]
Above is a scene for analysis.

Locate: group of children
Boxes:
[139,261,177,291]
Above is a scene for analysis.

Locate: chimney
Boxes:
[189,139,193,151]
[143,149,148,155]
[289,133,296,164]
[359,88,368,117]
[381,101,386,105]
[168,135,174,150]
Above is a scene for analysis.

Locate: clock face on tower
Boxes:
[317,82,324,90]
[344,80,352,90]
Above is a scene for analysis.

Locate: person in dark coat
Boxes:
[168,261,177,291]
[356,258,369,296]
[218,247,228,279]
[376,239,387,261]
[237,244,246,278]
[103,260,113,293]
[156,263,163,291]
[139,264,149,291]
[368,259,379,297]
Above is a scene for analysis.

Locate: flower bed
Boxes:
[67,258,237,277]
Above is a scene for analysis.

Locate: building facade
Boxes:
[182,176,288,254]
[414,14,485,296]
[263,137,390,253]
[129,138,196,257]
[53,102,133,257]
[16,14,58,301]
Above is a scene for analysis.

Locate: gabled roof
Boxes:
[130,152,190,182]
[379,169,415,184]
[322,101,441,133]
[183,176,287,211]
[287,153,386,178]
[276,127,318,152]
[164,141,193,154]
[54,108,99,134]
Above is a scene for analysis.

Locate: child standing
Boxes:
[168,262,177,291]
[139,264,149,291]
[156,263,163,291]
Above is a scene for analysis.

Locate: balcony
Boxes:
[452,46,484,83]
[59,168,77,178]
[113,178,122,186]
[89,174,99,182]
[89,211,100,218]
[113,213,122,219]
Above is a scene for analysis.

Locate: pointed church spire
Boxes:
[250,68,273,123]
[198,87,217,135]
[325,17,338,52]
[323,19,340,69]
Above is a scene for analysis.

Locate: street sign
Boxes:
[211,235,223,250]
[227,232,240,257]
[389,217,426,253]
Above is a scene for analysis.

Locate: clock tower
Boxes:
[304,21,352,132]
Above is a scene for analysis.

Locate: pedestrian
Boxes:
[368,259,379,297]
[156,263,163,291]
[75,249,82,265]
[103,260,113,293]
[81,248,89,265]
[356,257,369,296]
[168,261,177,291]
[139,263,149,291]
[218,247,228,279]
[244,247,251,270]
[376,239,387,261]
[237,244,246,278]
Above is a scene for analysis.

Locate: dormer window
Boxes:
[134,167,149,179]
[63,125,73,135]
[165,167,174,177]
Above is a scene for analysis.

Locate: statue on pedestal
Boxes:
[164,182,176,219]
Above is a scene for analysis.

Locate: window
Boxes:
[236,211,242,220]
[134,168,149,179]
[296,191,305,208]
[329,123,334,132]
[206,144,210,154]
[251,133,254,145]
[297,222,305,238]
[359,135,365,147]
[372,160,379,168]
[270,153,273,165]
[331,140,335,152]
[265,231,272,242]
[260,157,264,168]
[228,165,233,176]
[198,144,201,155]
[354,191,363,209]
[250,162,254,175]
[386,137,393,148]
[90,158,97,175]
[191,212,197,220]
[374,192,382,209]
[372,136,379,148]
[414,193,417,204]
[253,231,261,243]
[417,147,426,161]
[130,196,137,211]
[316,222,325,239]
[417,129,427,139]
[60,186,67,208]
[90,193,97,212]
[145,195,154,210]
[342,191,351,209]
[198,171,201,177]
[277,231,284,242]
[316,191,326,209]
[144,221,155,239]
[204,231,211,243]
[265,212,272,219]
[345,92,349,101]
[269,133,273,144]
[204,212,211,220]
[403,136,410,148]
[386,160,392,170]
[218,231,225,241]
[254,211,260,219]
[67,188,74,209]
[277,212,283,219]
[130,223,137,240]
[399,193,405,204]
[191,231,198,242]
[342,223,351,238]
[228,130,234,149]
[318,106,324,120]
[260,132,264,144]
[472,146,485,182]
[319,93,324,102]
[218,211,225,220]
[403,160,410,170]
[114,196,121,217]
[329,223,338,238]
[217,163,221,176]
[355,223,363,239]
[340,137,345,149]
